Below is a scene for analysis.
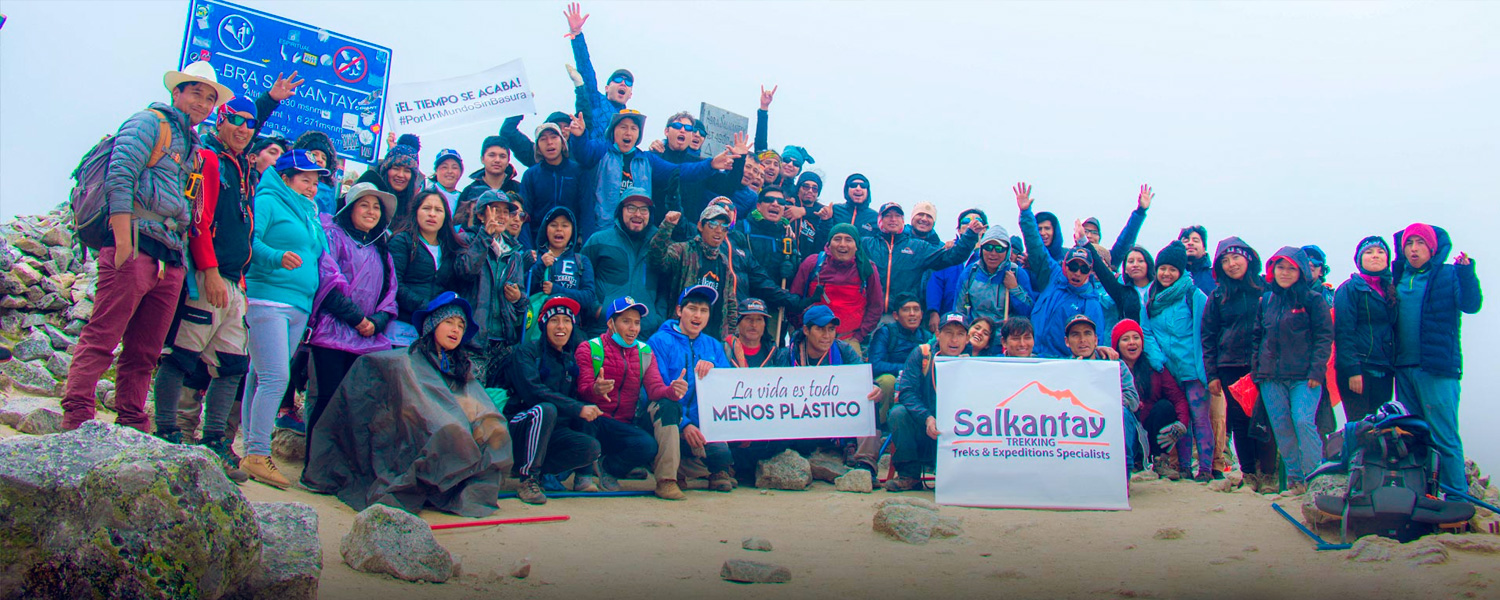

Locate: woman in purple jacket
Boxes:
[305,182,399,442]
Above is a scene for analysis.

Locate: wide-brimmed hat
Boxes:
[340,182,396,220]
[164,61,234,107]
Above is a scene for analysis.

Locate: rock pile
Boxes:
[0,206,96,396]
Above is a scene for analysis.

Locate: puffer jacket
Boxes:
[389,230,461,323]
[503,336,587,419]
[1201,237,1263,384]
[863,228,978,312]
[574,334,677,423]
[646,320,733,430]
[957,226,1035,321]
[1391,225,1483,378]
[1130,362,1191,428]
[1334,271,1396,376]
[573,137,715,236]
[528,207,598,318]
[1187,254,1216,296]
[246,169,327,312]
[1142,273,1209,384]
[308,209,397,355]
[866,321,928,378]
[1020,207,1106,358]
[519,159,585,239]
[1253,247,1333,384]
[105,102,197,258]
[580,204,665,336]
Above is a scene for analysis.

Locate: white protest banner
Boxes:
[935,357,1128,510]
[387,59,536,135]
[697,364,876,442]
[698,103,747,157]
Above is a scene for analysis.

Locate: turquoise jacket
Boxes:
[246,172,327,312]
[1142,274,1209,384]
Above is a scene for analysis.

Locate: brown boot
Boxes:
[239,454,290,489]
[884,475,922,492]
[655,479,687,501]
[708,471,735,492]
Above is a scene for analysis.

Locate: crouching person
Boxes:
[886,313,973,491]
[1063,314,1142,476]
[501,297,603,505]
[301,292,513,517]
[646,286,735,498]
[575,297,677,496]
[767,304,885,474]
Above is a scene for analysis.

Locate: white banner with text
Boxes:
[697,364,876,442]
[935,357,1129,510]
[387,59,536,135]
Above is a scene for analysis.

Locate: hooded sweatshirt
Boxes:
[1201,237,1263,383]
[528,207,597,317]
[519,154,584,238]
[573,133,717,236]
[830,174,878,238]
[247,169,328,312]
[957,225,1034,322]
[581,201,666,336]
[1334,235,1397,377]
[1020,207,1106,358]
[308,201,397,355]
[1252,247,1333,384]
[1033,211,1065,261]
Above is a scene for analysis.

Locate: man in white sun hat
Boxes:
[61,61,233,433]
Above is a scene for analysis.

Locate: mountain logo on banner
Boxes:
[995,381,1102,416]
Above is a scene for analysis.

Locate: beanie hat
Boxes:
[1355,235,1392,277]
[538,296,581,328]
[1402,223,1437,256]
[781,145,814,167]
[481,135,506,156]
[913,202,937,221]
[545,111,572,127]
[797,171,823,193]
[1155,241,1189,273]
[958,208,987,228]
[396,134,421,152]
[889,292,920,313]
[1301,245,1327,266]
[1221,245,1255,262]
[1111,319,1144,350]
[421,304,467,339]
[216,97,257,120]
[1082,217,1102,235]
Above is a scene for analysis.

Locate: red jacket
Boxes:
[789,253,884,342]
[1139,365,1191,427]
[186,149,220,269]
[574,335,679,423]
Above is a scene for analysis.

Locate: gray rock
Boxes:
[0,396,66,434]
[720,559,792,583]
[1403,542,1448,566]
[509,558,531,579]
[808,448,851,483]
[46,352,73,378]
[0,359,61,396]
[41,226,72,248]
[742,537,773,552]
[44,324,77,351]
[49,246,73,273]
[64,319,85,336]
[340,504,460,583]
[0,422,261,598]
[95,380,116,408]
[755,449,811,491]
[0,296,26,310]
[834,469,873,493]
[67,298,94,321]
[1430,533,1500,554]
[872,503,962,545]
[1345,535,1397,562]
[1301,473,1349,527]
[9,236,47,260]
[232,502,322,600]
[272,428,306,464]
[11,332,52,362]
[875,496,940,512]
[37,293,68,312]
[0,312,22,334]
[20,312,47,330]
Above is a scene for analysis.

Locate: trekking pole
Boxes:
[1270,503,1351,551]
[430,515,570,530]
[1441,484,1500,515]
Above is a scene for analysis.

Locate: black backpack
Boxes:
[1312,402,1473,542]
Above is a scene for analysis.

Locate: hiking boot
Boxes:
[200,435,249,484]
[599,472,622,492]
[274,409,306,434]
[1211,469,1226,480]
[884,475,922,492]
[154,429,182,444]
[1194,471,1213,483]
[708,471,735,493]
[239,455,290,489]
[655,479,687,501]
[573,474,601,493]
[625,467,650,480]
[517,476,548,505]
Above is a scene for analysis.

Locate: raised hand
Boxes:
[565,63,584,87]
[760,85,778,110]
[816,205,833,220]
[711,149,734,171]
[569,113,586,136]
[564,2,590,38]
[1138,184,1154,210]
[1455,252,1472,266]
[670,369,689,398]
[663,211,682,226]
[730,131,751,157]
[1013,182,1033,212]
[386,131,397,150]
[1073,219,1087,245]
[269,71,305,102]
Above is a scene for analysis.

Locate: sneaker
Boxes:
[239,455,290,489]
[708,471,735,492]
[599,472,622,492]
[654,479,686,501]
[154,429,182,444]
[200,435,249,484]
[274,410,306,434]
[573,474,600,493]
[517,476,548,505]
[884,475,922,492]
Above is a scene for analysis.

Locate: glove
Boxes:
[779,256,797,282]
[501,115,523,132]
[1156,422,1187,450]
[565,63,584,87]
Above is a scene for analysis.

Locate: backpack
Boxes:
[1311,402,1474,542]
[69,108,192,252]
[804,251,868,299]
[587,337,653,383]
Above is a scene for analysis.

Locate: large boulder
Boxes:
[0,422,261,598]
[340,504,460,583]
[0,396,66,435]
[0,359,62,396]
[755,449,812,491]
[807,448,851,483]
[231,502,321,600]
[11,332,52,362]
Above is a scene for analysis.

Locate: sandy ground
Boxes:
[3,415,1497,600]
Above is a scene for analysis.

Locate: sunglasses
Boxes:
[960,216,985,227]
[799,182,820,191]
[848,181,868,189]
[701,220,729,231]
[667,122,693,131]
[222,114,257,128]
[981,244,1007,253]
[775,199,795,206]
[609,75,633,86]
[1066,261,1092,274]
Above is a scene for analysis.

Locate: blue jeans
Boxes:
[1396,367,1466,490]
[1183,380,1214,477]
[1259,379,1323,481]
[242,304,308,457]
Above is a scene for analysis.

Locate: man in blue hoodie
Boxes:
[1392,223,1482,491]
[519,123,584,237]
[1015,183,1106,358]
[646,285,736,495]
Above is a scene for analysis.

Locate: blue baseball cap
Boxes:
[274,149,330,176]
[604,296,649,321]
[801,304,839,328]
[678,284,718,307]
[434,148,462,170]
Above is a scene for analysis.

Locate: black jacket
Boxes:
[200,92,280,283]
[1201,236,1263,383]
[1253,247,1334,384]
[389,230,461,323]
[502,337,586,420]
[1334,273,1396,376]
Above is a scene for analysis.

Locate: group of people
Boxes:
[64,3,1482,516]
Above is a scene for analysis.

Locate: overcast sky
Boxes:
[2,1,1497,466]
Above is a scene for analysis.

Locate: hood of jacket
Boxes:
[1034,211,1064,259]
[1265,246,1315,293]
[1392,224,1453,278]
[1212,236,1263,292]
[535,206,581,252]
[842,173,872,205]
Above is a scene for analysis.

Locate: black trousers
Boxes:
[889,404,937,477]
[1220,366,1279,475]
[579,416,659,478]
[1335,367,1394,423]
[508,403,601,478]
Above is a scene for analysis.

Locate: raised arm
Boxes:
[1107,185,1151,270]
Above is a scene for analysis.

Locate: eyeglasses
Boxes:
[609,75,633,86]
[222,114,257,128]
[1065,261,1092,274]
[621,204,651,215]
[848,181,868,189]
[981,244,1007,253]
[667,122,693,131]
[701,220,729,231]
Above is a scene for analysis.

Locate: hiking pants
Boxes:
[582,415,658,478]
[1336,367,1394,423]
[243,303,308,457]
[889,404,937,477]
[1396,367,1465,490]
[1183,380,1215,477]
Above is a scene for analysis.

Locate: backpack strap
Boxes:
[143,109,177,169]
[636,343,653,381]
[920,343,933,377]
[588,338,606,380]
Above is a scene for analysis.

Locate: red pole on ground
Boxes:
[430,515,570,530]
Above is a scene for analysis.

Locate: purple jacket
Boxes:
[309,213,398,355]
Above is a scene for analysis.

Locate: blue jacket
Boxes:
[519,158,585,237]
[866,321,929,378]
[569,33,627,146]
[1020,207,1106,358]
[580,204,666,337]
[573,137,715,235]
[104,103,197,259]
[1142,275,1209,384]
[1392,226,1483,378]
[528,207,598,318]
[246,171,328,312]
[647,320,733,429]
